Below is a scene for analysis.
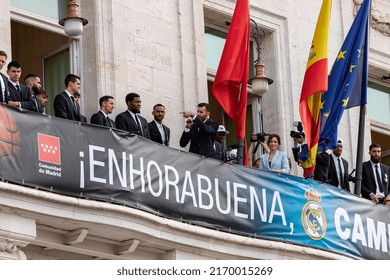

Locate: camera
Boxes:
[250,132,269,142]
[222,144,238,163]
[290,121,305,139]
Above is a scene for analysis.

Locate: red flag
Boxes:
[212,0,250,164]
[299,0,331,176]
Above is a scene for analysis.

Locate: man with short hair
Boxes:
[0,50,9,104]
[180,102,219,157]
[328,139,351,192]
[21,87,48,114]
[53,74,85,122]
[115,92,150,138]
[6,61,32,108]
[148,104,170,146]
[361,143,390,205]
[90,95,116,128]
[24,73,42,94]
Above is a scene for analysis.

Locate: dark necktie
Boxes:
[15,84,21,100]
[0,80,3,103]
[375,164,384,192]
[134,115,143,136]
[70,96,79,114]
[337,158,344,189]
[106,116,112,127]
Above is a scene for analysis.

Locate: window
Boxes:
[205,27,256,155]
[205,27,254,78]
[11,0,67,20]
[367,81,390,125]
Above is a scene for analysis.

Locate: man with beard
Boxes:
[327,139,351,192]
[180,102,219,158]
[361,143,390,205]
[148,104,170,146]
[115,92,150,139]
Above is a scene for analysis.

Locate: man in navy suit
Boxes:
[6,61,32,108]
[54,74,86,122]
[148,104,170,146]
[327,139,351,192]
[180,102,219,158]
[90,95,116,128]
[0,50,9,104]
[361,143,390,205]
[115,92,150,139]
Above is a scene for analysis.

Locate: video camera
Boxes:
[250,132,269,143]
[290,121,305,139]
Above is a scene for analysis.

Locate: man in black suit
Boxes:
[180,102,219,157]
[328,139,351,192]
[90,95,116,128]
[361,143,390,205]
[0,50,9,104]
[148,104,170,146]
[115,92,150,138]
[21,87,48,114]
[6,61,32,108]
[54,74,86,122]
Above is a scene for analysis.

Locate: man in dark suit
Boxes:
[328,139,351,192]
[54,74,86,122]
[6,61,32,108]
[180,102,219,157]
[90,95,116,128]
[148,104,170,146]
[361,143,390,205]
[21,87,48,114]
[115,92,150,138]
[0,50,9,104]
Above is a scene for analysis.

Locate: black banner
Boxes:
[1,104,390,260]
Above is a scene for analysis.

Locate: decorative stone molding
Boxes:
[354,0,390,37]
[0,212,36,260]
[0,238,18,253]
[0,238,26,260]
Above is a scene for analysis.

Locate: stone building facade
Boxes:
[0,0,389,259]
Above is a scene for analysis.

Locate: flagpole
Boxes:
[237,139,244,165]
[354,104,366,195]
[354,0,371,196]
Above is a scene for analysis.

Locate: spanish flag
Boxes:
[299,0,332,177]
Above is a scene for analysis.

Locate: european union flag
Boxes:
[319,0,370,151]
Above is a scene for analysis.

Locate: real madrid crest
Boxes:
[301,187,327,240]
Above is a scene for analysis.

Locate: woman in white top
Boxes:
[259,134,290,174]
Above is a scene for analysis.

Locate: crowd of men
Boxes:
[291,132,390,206]
[1,50,388,206]
[0,50,229,158]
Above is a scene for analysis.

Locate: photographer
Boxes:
[247,132,269,167]
[259,134,290,174]
[291,121,329,182]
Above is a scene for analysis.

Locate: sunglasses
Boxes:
[186,120,193,124]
